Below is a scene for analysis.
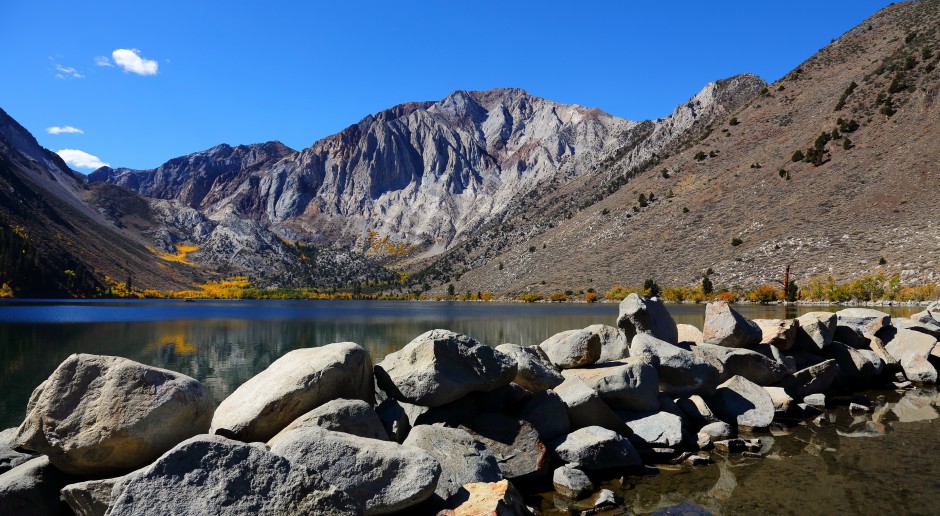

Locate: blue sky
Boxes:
[0,0,894,171]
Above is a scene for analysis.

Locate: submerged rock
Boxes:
[375,330,516,407]
[539,330,602,369]
[702,301,762,348]
[553,465,593,500]
[617,294,679,344]
[15,354,214,475]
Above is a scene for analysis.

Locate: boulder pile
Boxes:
[1,298,938,515]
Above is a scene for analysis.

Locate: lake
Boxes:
[0,299,932,515]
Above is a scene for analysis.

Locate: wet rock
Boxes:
[495,344,563,393]
[900,355,937,384]
[518,390,570,442]
[836,308,891,343]
[675,395,719,426]
[776,359,840,399]
[693,344,789,385]
[271,398,389,442]
[403,425,502,503]
[803,393,826,409]
[269,426,439,515]
[61,477,121,516]
[594,489,616,508]
[702,301,762,348]
[0,456,75,516]
[107,435,361,515]
[0,428,33,475]
[539,330,601,369]
[560,358,660,411]
[616,294,679,344]
[713,438,762,453]
[754,318,799,351]
[677,324,704,345]
[212,342,373,442]
[461,413,550,482]
[554,377,632,435]
[552,466,593,500]
[447,479,531,516]
[375,330,516,407]
[652,502,712,516]
[698,421,734,442]
[622,411,688,448]
[15,354,214,476]
[796,312,837,352]
[826,341,884,386]
[763,386,794,413]
[585,324,630,362]
[849,403,872,413]
[710,375,775,429]
[550,426,641,470]
[631,334,720,397]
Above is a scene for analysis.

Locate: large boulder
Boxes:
[560,358,659,412]
[585,324,630,362]
[494,344,563,393]
[211,342,374,442]
[836,308,891,344]
[553,377,633,435]
[693,344,790,386]
[0,428,33,475]
[900,355,937,384]
[270,399,389,442]
[621,411,688,448]
[885,328,938,363]
[460,413,549,481]
[796,312,837,352]
[15,354,214,476]
[709,376,774,429]
[518,390,571,442]
[825,341,884,386]
[630,334,720,397]
[0,456,75,516]
[375,330,516,407]
[538,330,601,369]
[754,319,799,351]
[269,426,439,515]
[107,434,360,515]
[61,477,121,516]
[675,395,719,426]
[776,359,840,398]
[402,425,502,503]
[702,301,762,348]
[616,294,679,344]
[550,426,642,470]
[894,318,940,339]
[677,324,704,345]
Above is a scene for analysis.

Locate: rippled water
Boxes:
[0,299,931,515]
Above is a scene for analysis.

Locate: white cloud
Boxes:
[94,56,113,67]
[46,126,85,135]
[112,49,158,76]
[56,149,109,170]
[54,63,84,79]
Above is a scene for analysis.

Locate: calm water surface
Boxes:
[0,299,931,514]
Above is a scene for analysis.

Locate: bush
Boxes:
[517,293,543,303]
[716,291,739,303]
[702,275,714,295]
[729,117,740,126]
[888,72,908,94]
[682,207,690,213]
[843,138,853,150]
[694,151,707,161]
[791,150,805,162]
[731,237,743,246]
[584,292,599,303]
[643,279,661,298]
[638,194,648,207]
[879,257,887,265]
[778,169,790,179]
[661,169,670,179]
[529,246,536,253]
[747,284,780,304]
[550,292,567,302]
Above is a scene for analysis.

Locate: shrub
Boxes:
[729,117,740,126]
[601,208,610,215]
[498,261,504,270]
[716,291,739,303]
[643,279,661,298]
[879,256,887,265]
[529,246,536,253]
[843,138,853,150]
[661,169,670,179]
[888,72,908,93]
[584,292,599,303]
[517,293,543,303]
[747,284,780,304]
[550,291,567,302]
[447,284,455,296]
[702,275,714,295]
[880,97,896,117]
[682,207,689,213]
[731,237,743,246]
[778,169,790,179]
[791,150,805,162]
[638,194,648,207]
[694,151,707,161]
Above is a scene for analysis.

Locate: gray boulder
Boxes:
[538,330,601,369]
[0,428,33,474]
[0,456,74,516]
[776,359,840,398]
[754,319,799,351]
[211,342,374,442]
[693,344,790,386]
[677,324,704,345]
[107,434,360,515]
[554,377,633,435]
[560,358,659,412]
[269,426,439,515]
[375,399,411,444]
[15,354,214,475]
[698,422,734,442]
[885,328,938,363]
[702,301,762,348]
[836,308,891,344]
[518,390,571,442]
[710,376,775,429]
[461,413,550,481]
[826,341,884,386]
[402,425,502,502]
[270,399,389,442]
[895,318,940,339]
[763,386,794,413]
[495,344,563,393]
[622,411,688,448]
[675,395,719,426]
[900,355,938,384]
[796,312,837,352]
[550,426,642,470]
[630,334,720,397]
[61,477,121,516]
[585,324,630,362]
[375,330,516,407]
[616,294,679,344]
[553,465,593,500]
